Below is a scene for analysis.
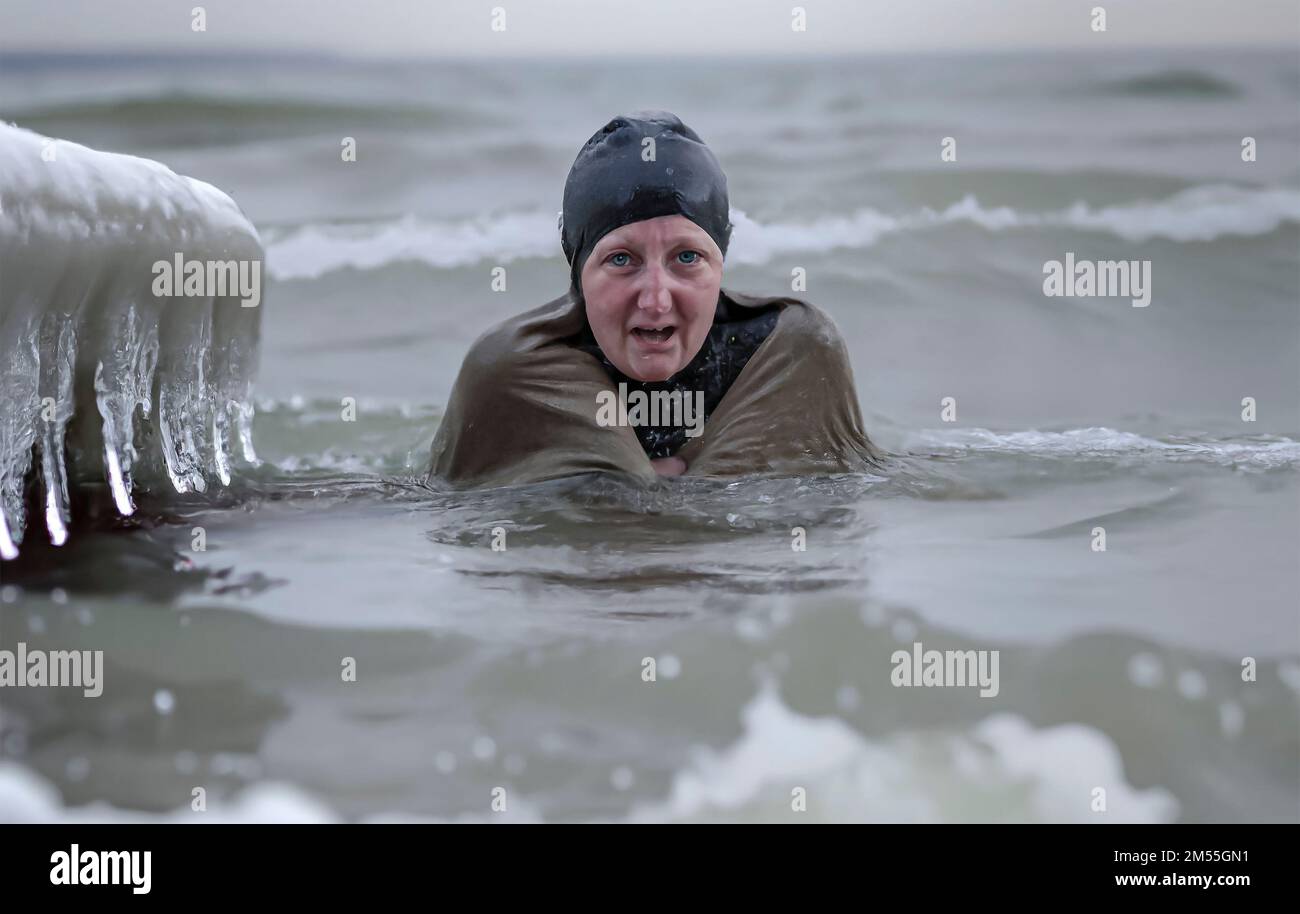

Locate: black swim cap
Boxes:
[560,110,732,297]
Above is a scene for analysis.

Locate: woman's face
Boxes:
[580,214,723,382]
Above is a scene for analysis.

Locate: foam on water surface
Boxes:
[628,681,1179,823]
[0,683,1178,824]
[904,426,1300,469]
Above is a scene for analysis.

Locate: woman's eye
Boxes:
[608,252,631,267]
[677,250,700,264]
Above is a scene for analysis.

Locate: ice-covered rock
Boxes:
[0,123,263,559]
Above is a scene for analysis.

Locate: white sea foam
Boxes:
[0,759,541,824]
[906,427,1300,469]
[263,184,1300,280]
[0,682,1177,824]
[265,211,559,280]
[0,123,263,557]
[627,681,1178,823]
[0,761,338,824]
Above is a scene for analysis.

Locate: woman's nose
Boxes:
[636,263,673,313]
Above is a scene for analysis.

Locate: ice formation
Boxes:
[0,123,263,559]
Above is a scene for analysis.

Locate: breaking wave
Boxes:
[264,184,1300,279]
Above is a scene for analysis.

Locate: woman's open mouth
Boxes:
[631,326,676,344]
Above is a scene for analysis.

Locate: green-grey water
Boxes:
[1,49,1298,822]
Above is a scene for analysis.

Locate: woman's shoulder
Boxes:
[459,291,583,375]
[721,289,849,352]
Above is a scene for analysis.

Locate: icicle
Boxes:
[156,297,214,494]
[36,312,76,545]
[0,317,39,554]
[0,513,17,561]
[92,303,159,515]
[211,289,263,469]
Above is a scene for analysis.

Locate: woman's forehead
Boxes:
[594,215,713,251]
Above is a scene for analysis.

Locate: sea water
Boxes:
[0,50,1297,822]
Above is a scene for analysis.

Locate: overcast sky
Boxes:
[2,0,1298,56]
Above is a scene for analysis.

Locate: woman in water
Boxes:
[429,110,882,485]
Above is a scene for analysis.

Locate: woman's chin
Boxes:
[625,355,682,383]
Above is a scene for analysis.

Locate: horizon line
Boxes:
[3,43,1297,64]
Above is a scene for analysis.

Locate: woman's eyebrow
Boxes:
[593,235,631,252]
[598,234,709,251]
